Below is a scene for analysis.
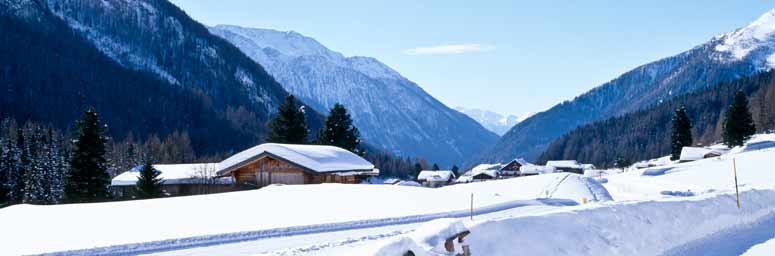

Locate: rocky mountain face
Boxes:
[210,25,498,166]
[0,0,320,155]
[479,9,775,164]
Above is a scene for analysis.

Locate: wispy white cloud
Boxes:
[403,43,493,55]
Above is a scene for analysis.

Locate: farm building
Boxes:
[518,164,557,176]
[546,160,594,174]
[216,143,378,189]
[499,158,530,177]
[679,147,728,162]
[417,170,456,188]
[111,163,234,197]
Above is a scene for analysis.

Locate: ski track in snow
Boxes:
[37,198,576,256]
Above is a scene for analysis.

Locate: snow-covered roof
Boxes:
[680,147,726,162]
[111,163,230,186]
[217,143,375,175]
[417,170,455,182]
[546,160,580,168]
[519,165,557,175]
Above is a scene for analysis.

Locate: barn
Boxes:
[216,143,379,189]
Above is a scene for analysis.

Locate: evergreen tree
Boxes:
[266,95,309,144]
[135,161,164,199]
[431,163,440,171]
[0,140,13,205]
[670,106,693,160]
[451,165,460,177]
[723,91,757,147]
[316,103,360,153]
[412,163,422,180]
[10,129,28,203]
[66,108,111,202]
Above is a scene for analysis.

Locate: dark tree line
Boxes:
[539,71,775,167]
[266,96,423,178]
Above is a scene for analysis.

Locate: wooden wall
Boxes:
[230,156,364,188]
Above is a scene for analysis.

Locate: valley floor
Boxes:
[3,136,775,255]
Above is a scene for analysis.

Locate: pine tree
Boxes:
[723,91,757,147]
[412,163,422,180]
[451,165,460,177]
[135,161,164,199]
[267,95,309,144]
[0,140,13,205]
[670,106,693,160]
[10,129,28,203]
[316,103,360,153]
[66,108,112,202]
[431,163,440,171]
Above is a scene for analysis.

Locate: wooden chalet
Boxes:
[499,158,530,177]
[216,143,378,189]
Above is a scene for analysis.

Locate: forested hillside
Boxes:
[539,71,775,167]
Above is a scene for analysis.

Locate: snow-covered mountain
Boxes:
[454,107,530,136]
[0,0,323,154]
[210,25,498,166]
[480,8,775,164]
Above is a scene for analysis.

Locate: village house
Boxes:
[216,143,379,188]
[679,147,728,162]
[456,163,501,183]
[546,160,594,174]
[110,163,234,197]
[518,164,557,176]
[498,158,530,177]
[417,170,456,188]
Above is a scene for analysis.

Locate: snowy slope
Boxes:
[0,173,606,255]
[369,135,775,256]
[209,25,498,166]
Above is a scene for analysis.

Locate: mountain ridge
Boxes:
[478,9,775,165]
[210,25,498,166]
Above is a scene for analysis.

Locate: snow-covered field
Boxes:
[364,135,775,255]
[3,135,775,255]
[0,172,606,255]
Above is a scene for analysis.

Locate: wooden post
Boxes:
[733,158,741,209]
[470,193,474,221]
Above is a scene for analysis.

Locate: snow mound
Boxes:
[460,189,775,256]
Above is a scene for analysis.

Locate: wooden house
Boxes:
[216,143,378,189]
[111,163,235,197]
[546,160,592,174]
[499,158,530,177]
[417,170,456,188]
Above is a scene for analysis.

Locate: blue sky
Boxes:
[169,0,773,116]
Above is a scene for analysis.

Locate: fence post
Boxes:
[733,158,741,209]
[470,193,474,221]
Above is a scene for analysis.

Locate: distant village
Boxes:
[110,140,740,197]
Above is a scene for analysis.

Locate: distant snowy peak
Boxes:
[455,107,530,136]
[715,8,775,68]
[211,25,403,80]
